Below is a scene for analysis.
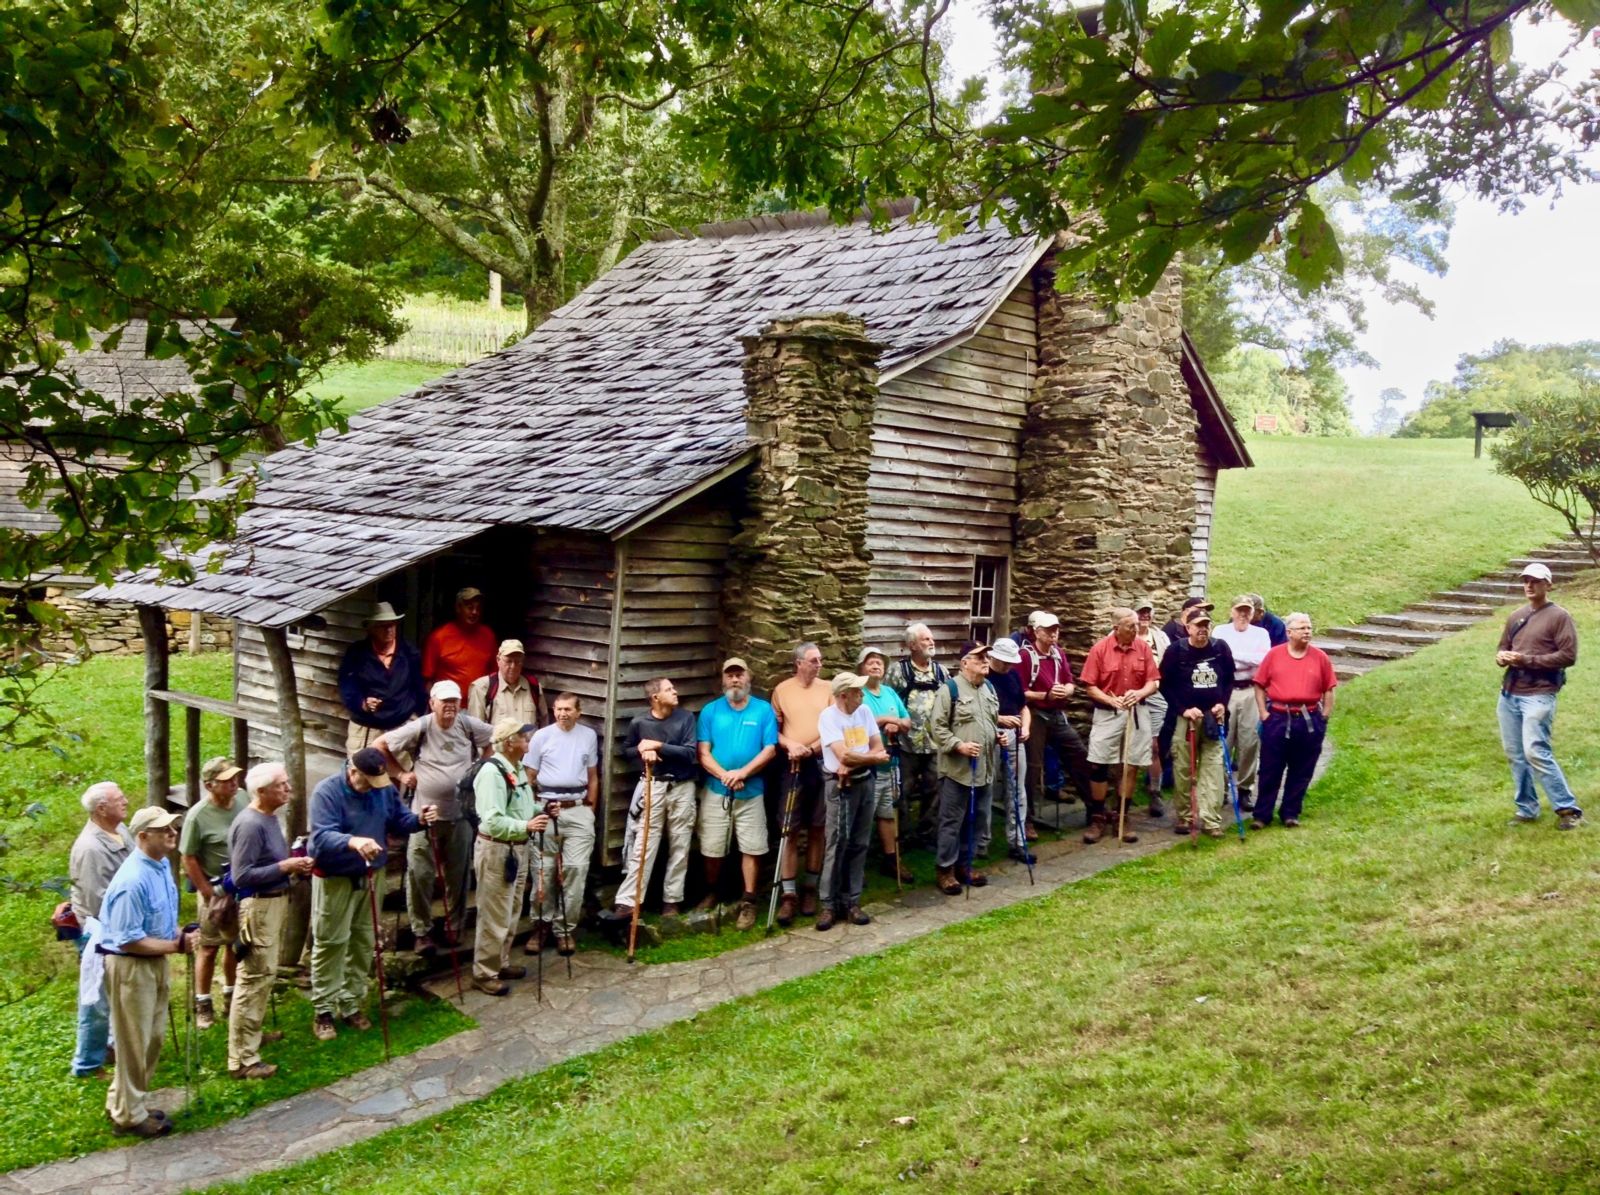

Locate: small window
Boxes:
[970,557,1006,643]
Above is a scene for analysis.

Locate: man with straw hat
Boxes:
[338,601,426,754]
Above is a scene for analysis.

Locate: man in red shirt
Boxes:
[423,587,498,696]
[1080,608,1160,843]
[1250,612,1337,828]
[1021,611,1093,823]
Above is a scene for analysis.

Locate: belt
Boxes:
[241,889,288,900]
[1234,679,1257,691]
[1269,702,1319,715]
[541,796,586,808]
[477,832,527,844]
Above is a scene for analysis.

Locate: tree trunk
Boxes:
[138,605,170,807]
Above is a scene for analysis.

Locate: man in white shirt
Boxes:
[1212,595,1273,804]
[526,692,599,956]
[815,673,889,930]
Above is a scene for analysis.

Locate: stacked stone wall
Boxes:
[19,586,232,657]
[721,314,881,687]
[1012,256,1197,660]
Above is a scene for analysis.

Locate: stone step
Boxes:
[1509,551,1593,566]
[1367,611,1480,633]
[1331,655,1384,680]
[1454,579,1528,598]
[1315,636,1419,661]
[1431,589,1512,608]
[1326,623,1449,645]
[1411,599,1494,617]
[1503,558,1590,576]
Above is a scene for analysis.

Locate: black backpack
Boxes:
[454,757,521,830]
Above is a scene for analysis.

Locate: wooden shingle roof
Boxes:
[92,207,1049,626]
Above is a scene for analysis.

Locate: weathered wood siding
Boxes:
[863,280,1037,648]
[1191,446,1219,597]
[601,498,735,863]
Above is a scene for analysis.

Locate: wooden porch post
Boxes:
[600,537,629,860]
[262,624,312,962]
[137,605,171,807]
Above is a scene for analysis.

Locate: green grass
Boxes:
[1209,436,1566,627]
[0,654,473,1173]
[217,606,1600,1193]
[305,359,448,413]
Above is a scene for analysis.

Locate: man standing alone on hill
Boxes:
[1497,562,1582,829]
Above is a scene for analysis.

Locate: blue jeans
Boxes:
[1497,692,1581,818]
[71,935,112,1076]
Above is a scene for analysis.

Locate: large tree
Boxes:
[1399,339,1600,437]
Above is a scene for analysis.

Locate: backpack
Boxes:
[412,714,492,825]
[898,657,948,693]
[1019,641,1070,691]
[944,677,996,728]
[485,672,543,718]
[454,757,521,830]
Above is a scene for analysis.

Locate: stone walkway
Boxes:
[1,819,1185,1195]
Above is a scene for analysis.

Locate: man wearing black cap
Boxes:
[306,749,438,1041]
[1159,608,1234,837]
[929,642,1000,894]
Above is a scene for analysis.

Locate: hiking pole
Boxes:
[552,813,573,979]
[999,738,1034,885]
[1117,707,1139,846]
[365,865,392,1063]
[628,764,654,964]
[1187,721,1200,848]
[965,756,978,900]
[184,921,198,1109]
[1218,735,1248,842]
[766,762,801,932]
[427,824,465,1005]
[889,744,903,894]
[533,830,545,1003]
[831,770,853,921]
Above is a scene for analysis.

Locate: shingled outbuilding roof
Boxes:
[91,205,1052,626]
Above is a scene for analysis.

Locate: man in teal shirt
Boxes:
[471,719,548,995]
[695,658,778,930]
[859,647,914,883]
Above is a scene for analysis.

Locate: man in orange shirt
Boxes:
[1079,608,1160,844]
[770,642,833,924]
[423,588,498,695]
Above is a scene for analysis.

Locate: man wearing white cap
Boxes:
[984,638,1034,863]
[467,638,548,729]
[1497,561,1582,829]
[338,602,426,754]
[815,672,889,929]
[1213,596,1273,806]
[1021,611,1093,817]
[422,586,498,696]
[179,756,244,1030]
[98,805,195,1137]
[375,680,492,953]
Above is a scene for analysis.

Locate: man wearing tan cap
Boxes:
[422,586,498,696]
[929,642,1000,894]
[338,602,426,754]
[99,805,195,1137]
[180,757,244,1029]
[815,672,889,929]
[467,638,547,729]
[696,658,778,930]
[471,719,544,995]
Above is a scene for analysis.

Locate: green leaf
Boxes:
[1552,0,1600,28]
[1489,23,1512,66]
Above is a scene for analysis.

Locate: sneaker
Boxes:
[195,998,215,1031]
[1008,846,1037,865]
[111,1115,171,1138]
[815,907,837,931]
[799,887,819,917]
[734,900,758,932]
[1281,818,1300,829]
[775,893,797,927]
[847,905,871,926]
[497,965,528,980]
[1147,796,1165,819]
[473,976,510,997]
[229,1062,278,1080]
[343,1011,373,1031]
[1557,811,1584,831]
[312,1012,337,1041]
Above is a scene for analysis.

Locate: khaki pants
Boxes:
[615,777,697,908]
[228,895,287,1070]
[407,817,472,942]
[1173,727,1227,832]
[472,838,530,980]
[105,953,169,1128]
[1226,687,1261,792]
[534,804,594,935]
[310,872,383,1018]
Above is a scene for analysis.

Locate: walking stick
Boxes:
[533,830,545,1002]
[1218,735,1249,841]
[365,866,392,1063]
[628,764,654,963]
[184,923,198,1108]
[552,812,573,979]
[1117,707,1139,846]
[889,744,903,894]
[427,824,466,1005]
[999,738,1034,885]
[830,770,853,919]
[1187,722,1200,847]
[964,756,979,900]
[766,762,801,933]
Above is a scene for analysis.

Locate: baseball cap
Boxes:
[1183,601,1215,622]
[455,586,483,603]
[959,640,990,660]
[491,716,533,743]
[1028,610,1059,629]
[856,645,887,666]
[129,806,181,834]
[1180,596,1206,611]
[988,638,1022,664]
[498,638,526,656]
[1134,597,1155,613]
[830,671,868,695]
[1520,562,1554,583]
[201,756,242,784]
[1231,595,1254,611]
[349,747,393,788]
[430,680,462,702]
[721,657,749,673]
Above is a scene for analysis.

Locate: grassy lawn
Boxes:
[218,604,1600,1193]
[305,359,448,414]
[1209,437,1567,627]
[0,654,472,1173]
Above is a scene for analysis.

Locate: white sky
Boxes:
[940,2,1600,429]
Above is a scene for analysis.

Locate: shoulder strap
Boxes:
[1022,645,1042,689]
[946,677,960,728]
[486,674,500,707]
[413,714,430,762]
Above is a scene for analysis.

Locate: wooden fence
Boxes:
[379,297,527,365]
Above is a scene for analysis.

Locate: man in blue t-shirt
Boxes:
[696,658,779,930]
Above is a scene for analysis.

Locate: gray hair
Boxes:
[81,781,122,814]
[244,761,288,798]
[1284,612,1313,630]
[1110,607,1136,625]
[793,641,820,663]
[903,622,931,647]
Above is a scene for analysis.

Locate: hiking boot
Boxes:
[775,893,797,927]
[473,976,510,996]
[847,905,871,926]
[105,1045,115,1066]
[195,997,215,1031]
[734,900,758,932]
[878,855,914,882]
[799,887,819,917]
[1249,819,1268,831]
[1119,824,1140,844]
[1202,827,1225,839]
[1082,815,1108,845]
[596,908,630,945]
[498,965,528,980]
[343,1011,373,1031]
[936,867,963,896]
[262,1031,285,1044]
[1008,846,1037,865]
[312,1012,337,1041]
[523,923,550,955]
[76,1066,110,1081]
[414,934,439,956]
[694,893,718,912]
[556,933,577,957]
[1025,821,1040,841]
[111,1115,171,1138]
[1147,795,1165,819]
[1557,810,1584,831]
[815,907,837,932]
[661,902,682,917]
[230,1062,278,1081]
[1172,821,1192,836]
[956,867,988,888]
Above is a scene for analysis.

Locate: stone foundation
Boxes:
[1012,256,1197,659]
[20,586,232,657]
[721,314,881,685]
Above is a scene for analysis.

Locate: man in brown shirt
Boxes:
[1496,562,1582,828]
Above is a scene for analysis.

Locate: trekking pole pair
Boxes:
[627,763,655,964]
[766,762,801,933]
[964,756,979,900]
[998,738,1034,885]
[1217,734,1249,841]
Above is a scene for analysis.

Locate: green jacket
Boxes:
[474,752,537,842]
[929,674,1000,786]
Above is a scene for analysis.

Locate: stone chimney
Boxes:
[721,313,882,687]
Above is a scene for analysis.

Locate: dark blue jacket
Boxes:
[1259,610,1288,647]
[338,639,427,730]
[309,772,423,878]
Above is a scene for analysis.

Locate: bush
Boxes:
[1491,385,1600,564]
